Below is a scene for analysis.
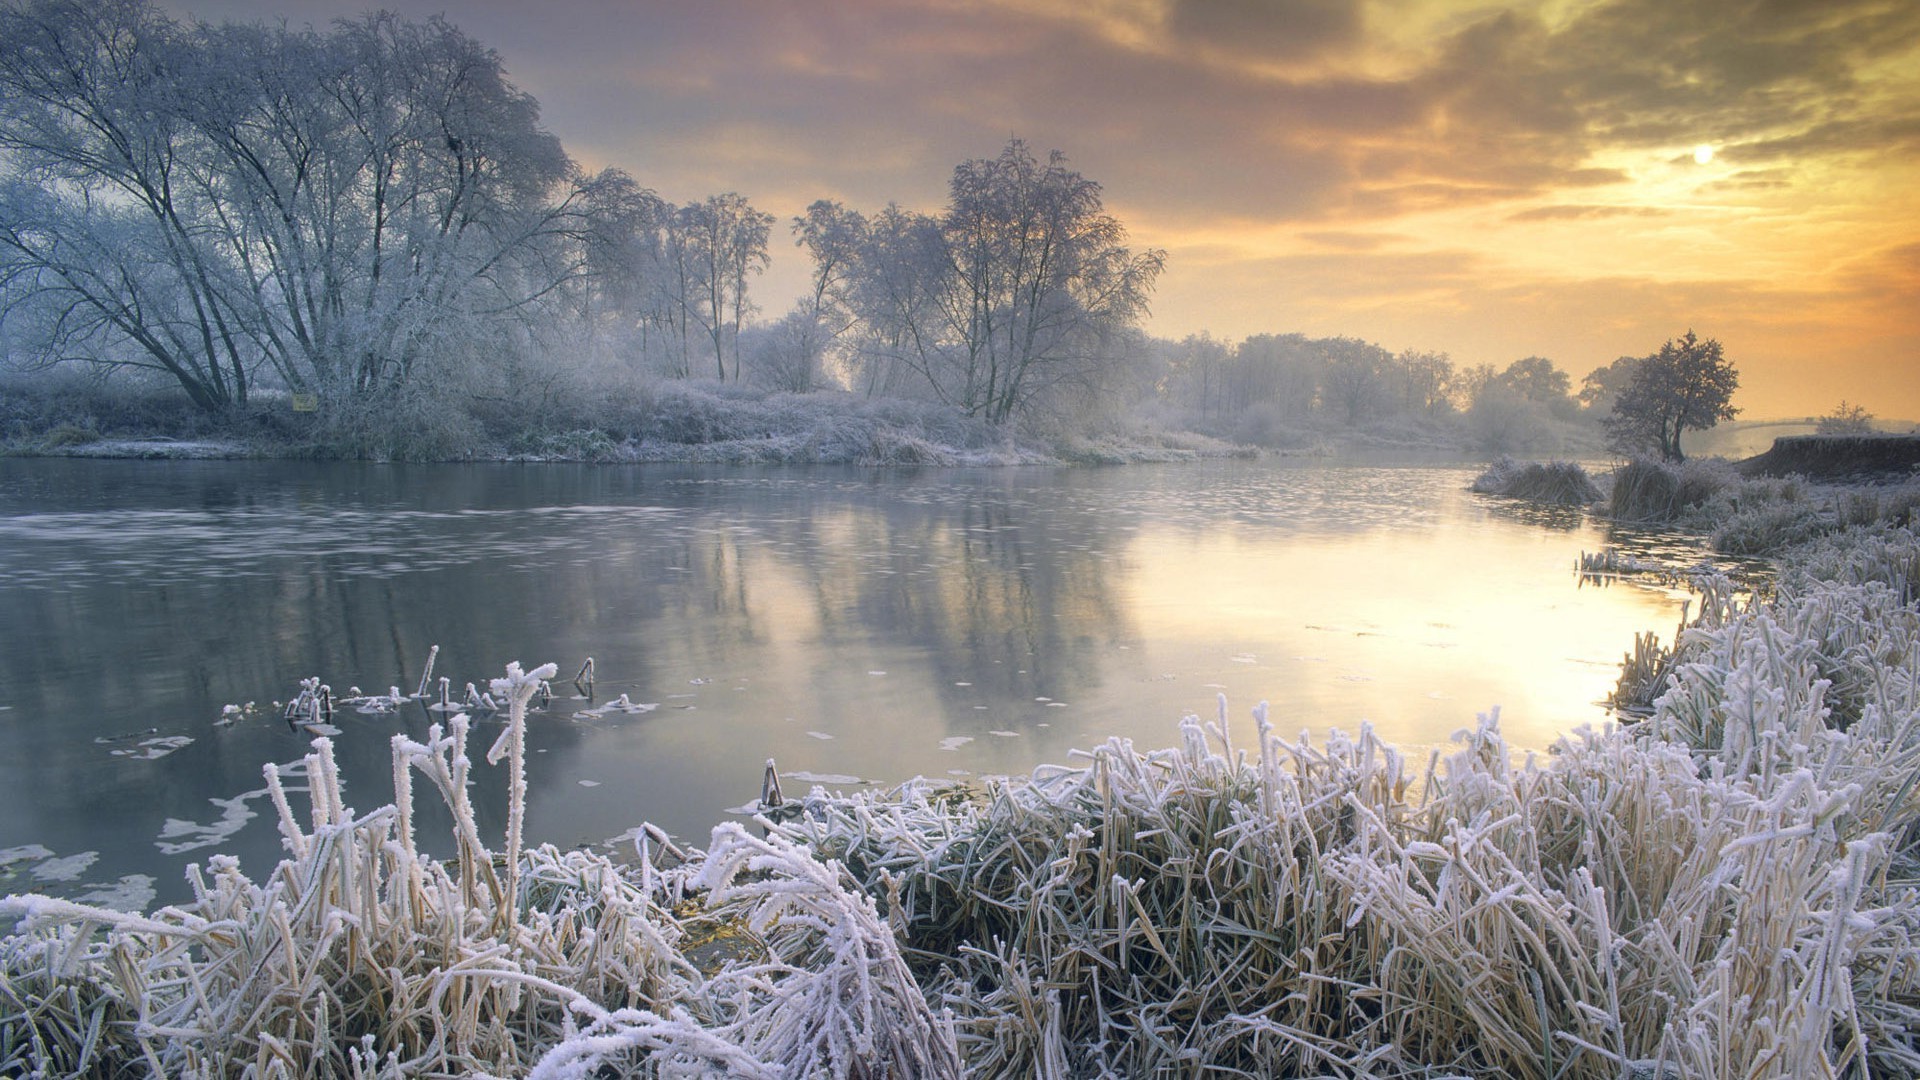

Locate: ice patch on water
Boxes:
[73,875,156,912]
[938,736,973,751]
[1230,654,1257,664]
[785,771,862,785]
[112,734,195,760]
[807,731,835,741]
[31,852,98,882]
[578,780,601,787]
[0,845,53,870]
[157,790,265,854]
[989,730,1020,738]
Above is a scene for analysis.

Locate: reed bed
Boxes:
[6,527,1920,1076]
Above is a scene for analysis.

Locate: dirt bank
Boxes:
[1737,433,1920,481]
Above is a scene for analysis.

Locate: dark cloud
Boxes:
[1420,0,1920,162]
[1164,0,1364,61]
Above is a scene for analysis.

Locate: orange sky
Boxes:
[176,0,1920,419]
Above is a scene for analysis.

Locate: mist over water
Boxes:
[0,457,1702,905]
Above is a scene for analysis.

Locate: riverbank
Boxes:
[0,379,1261,467]
[5,510,1917,1074]
[1474,452,1920,557]
[0,378,1610,466]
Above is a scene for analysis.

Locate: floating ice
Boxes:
[784,771,862,785]
[938,736,973,751]
[989,730,1020,738]
[112,734,194,760]
[72,875,156,913]
[157,791,264,855]
[0,845,53,867]
[30,852,98,882]
[806,731,835,741]
[577,780,601,788]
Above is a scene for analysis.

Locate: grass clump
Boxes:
[1605,457,1733,523]
[1472,458,1603,505]
[0,663,957,1077]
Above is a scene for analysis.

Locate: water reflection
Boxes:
[0,458,1700,905]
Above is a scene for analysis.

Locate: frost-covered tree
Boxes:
[1497,356,1572,408]
[674,193,772,382]
[1395,349,1456,415]
[779,199,866,392]
[0,0,629,409]
[1816,401,1874,435]
[820,140,1164,424]
[1577,355,1643,416]
[1319,338,1395,426]
[1605,331,1739,461]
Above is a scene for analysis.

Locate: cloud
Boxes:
[1506,205,1673,222]
[1163,0,1365,61]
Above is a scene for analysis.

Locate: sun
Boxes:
[1693,144,1716,165]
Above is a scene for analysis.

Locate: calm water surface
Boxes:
[0,457,1707,906]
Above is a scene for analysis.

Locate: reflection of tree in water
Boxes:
[661,484,1133,721]
[0,460,1139,901]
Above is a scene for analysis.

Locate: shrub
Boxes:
[1606,457,1731,522]
[1471,458,1602,505]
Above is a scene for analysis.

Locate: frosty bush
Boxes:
[1471,458,1603,505]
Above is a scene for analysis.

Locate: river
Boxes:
[0,456,1704,907]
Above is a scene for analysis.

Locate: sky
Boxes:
[169,0,1920,420]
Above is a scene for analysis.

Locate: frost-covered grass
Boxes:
[8,527,1920,1076]
[0,664,956,1077]
[1601,456,1920,556]
[1471,458,1603,505]
[2,376,1257,465]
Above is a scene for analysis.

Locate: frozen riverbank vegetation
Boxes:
[1474,455,1920,558]
[0,377,1248,466]
[7,526,1920,1076]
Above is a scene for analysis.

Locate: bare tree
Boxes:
[660,193,771,382]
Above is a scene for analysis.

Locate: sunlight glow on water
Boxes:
[0,457,1710,905]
